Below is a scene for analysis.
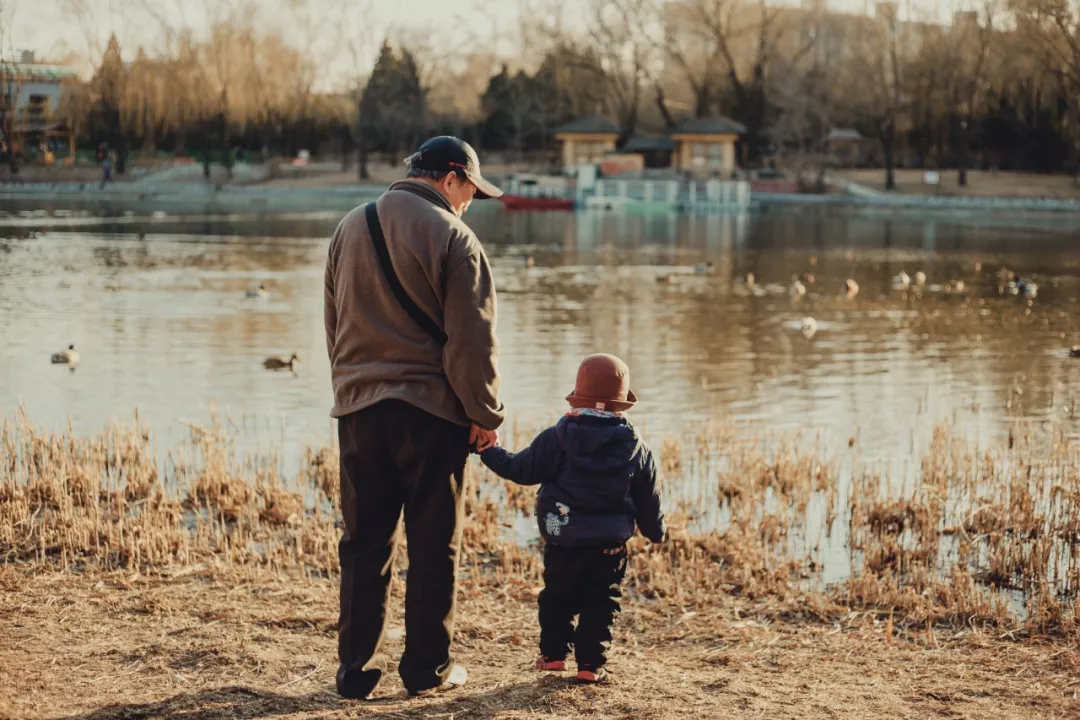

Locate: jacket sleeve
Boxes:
[480,428,559,486]
[324,223,340,360]
[631,448,666,542]
[442,232,506,430]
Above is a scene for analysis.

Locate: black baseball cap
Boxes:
[405,136,503,200]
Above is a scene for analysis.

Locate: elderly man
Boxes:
[324,136,505,699]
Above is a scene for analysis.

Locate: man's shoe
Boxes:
[408,664,468,697]
[575,667,608,684]
[535,656,567,671]
[336,665,379,700]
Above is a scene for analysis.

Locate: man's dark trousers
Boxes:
[336,400,470,698]
[538,544,628,671]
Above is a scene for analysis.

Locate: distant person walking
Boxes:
[324,136,505,699]
[100,153,113,189]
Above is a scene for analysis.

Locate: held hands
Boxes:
[469,423,498,453]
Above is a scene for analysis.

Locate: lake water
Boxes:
[4,200,1080,477]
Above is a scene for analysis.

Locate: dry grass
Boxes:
[837,169,1080,200]
[3,411,1080,718]
[256,163,406,188]
[3,410,1080,632]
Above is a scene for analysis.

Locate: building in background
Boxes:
[620,135,677,169]
[825,128,867,167]
[670,117,745,177]
[554,114,744,178]
[552,116,621,171]
[1,51,79,161]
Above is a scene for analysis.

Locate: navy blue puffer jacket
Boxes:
[480,413,665,547]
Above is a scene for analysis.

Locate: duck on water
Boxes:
[51,344,79,368]
[1010,274,1038,299]
[264,354,299,371]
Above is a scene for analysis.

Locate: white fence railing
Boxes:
[580,178,750,209]
[589,179,681,205]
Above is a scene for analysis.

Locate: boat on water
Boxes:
[499,194,575,211]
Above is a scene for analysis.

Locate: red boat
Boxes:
[499,194,575,211]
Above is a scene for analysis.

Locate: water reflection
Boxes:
[3,203,1080,478]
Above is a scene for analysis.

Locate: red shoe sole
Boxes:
[575,669,607,683]
[536,660,567,671]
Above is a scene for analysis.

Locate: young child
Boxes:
[480,353,665,683]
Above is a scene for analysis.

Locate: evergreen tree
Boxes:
[90,35,127,171]
[395,48,427,153]
[479,65,518,150]
[478,47,605,156]
[357,39,430,178]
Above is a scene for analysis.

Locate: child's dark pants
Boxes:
[539,544,628,670]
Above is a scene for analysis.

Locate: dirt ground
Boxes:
[256,164,397,188]
[2,565,1077,720]
[0,165,130,184]
[837,169,1080,200]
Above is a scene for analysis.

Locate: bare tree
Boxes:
[58,0,106,63]
[337,0,379,179]
[768,3,840,189]
[599,0,659,143]
[912,2,996,185]
[530,1,653,143]
[28,0,1080,188]
[663,0,808,162]
[1010,0,1080,182]
[954,6,994,185]
[846,3,912,191]
[426,4,503,142]
[0,0,20,174]
[57,74,92,161]
[660,0,729,119]
[130,0,342,178]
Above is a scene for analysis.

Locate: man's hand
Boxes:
[469,423,498,452]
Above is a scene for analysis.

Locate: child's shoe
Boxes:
[535,656,567,671]
[575,667,608,683]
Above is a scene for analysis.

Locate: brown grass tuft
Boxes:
[2,412,1079,637]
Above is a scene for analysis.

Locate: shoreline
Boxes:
[0,181,385,214]
[5,180,1080,216]
[2,412,1080,718]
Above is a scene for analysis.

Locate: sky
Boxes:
[8,0,961,81]
[8,0,528,80]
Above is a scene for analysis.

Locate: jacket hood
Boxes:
[555,414,642,474]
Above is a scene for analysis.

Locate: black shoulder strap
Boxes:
[364,202,448,347]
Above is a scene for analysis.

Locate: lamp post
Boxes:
[957,96,970,188]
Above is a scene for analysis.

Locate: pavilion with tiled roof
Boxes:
[553,114,746,176]
[552,116,621,170]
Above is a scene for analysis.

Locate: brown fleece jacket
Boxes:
[324,179,505,430]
